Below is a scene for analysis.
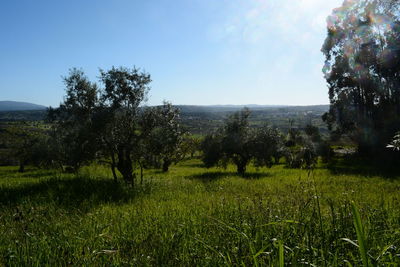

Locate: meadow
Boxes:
[0,159,399,266]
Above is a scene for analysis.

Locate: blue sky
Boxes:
[0,0,343,107]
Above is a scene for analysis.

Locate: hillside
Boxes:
[177,105,329,134]
[0,101,46,111]
[176,104,328,113]
[0,104,330,134]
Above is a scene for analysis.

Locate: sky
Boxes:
[0,0,344,107]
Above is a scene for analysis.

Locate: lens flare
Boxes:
[323,0,399,78]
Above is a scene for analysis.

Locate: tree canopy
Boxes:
[322,0,400,154]
[48,67,185,185]
[201,109,284,175]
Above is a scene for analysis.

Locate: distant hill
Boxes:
[0,104,330,134]
[174,104,330,135]
[0,101,47,111]
[175,104,329,114]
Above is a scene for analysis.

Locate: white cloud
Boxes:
[214,0,344,46]
[203,0,344,106]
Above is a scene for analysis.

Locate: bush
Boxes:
[285,142,318,169]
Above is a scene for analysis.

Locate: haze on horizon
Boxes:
[0,0,343,107]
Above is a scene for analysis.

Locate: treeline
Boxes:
[0,66,333,183]
[0,105,328,136]
[201,109,331,175]
[0,67,199,184]
[0,110,46,121]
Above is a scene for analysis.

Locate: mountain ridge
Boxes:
[0,101,47,111]
[0,100,330,113]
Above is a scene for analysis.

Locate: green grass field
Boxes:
[0,160,399,266]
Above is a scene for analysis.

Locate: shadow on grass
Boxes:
[19,170,58,178]
[0,176,149,209]
[188,171,270,181]
[0,167,59,178]
[180,162,205,168]
[327,155,400,179]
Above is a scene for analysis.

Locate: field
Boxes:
[0,105,329,136]
[0,159,400,266]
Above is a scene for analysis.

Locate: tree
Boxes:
[2,123,45,172]
[201,131,224,169]
[98,66,151,184]
[50,66,183,184]
[252,125,284,168]
[284,139,318,169]
[146,102,185,172]
[181,135,202,159]
[305,124,321,143]
[322,0,400,154]
[201,109,283,175]
[47,68,99,172]
[50,67,154,184]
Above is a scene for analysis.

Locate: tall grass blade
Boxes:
[344,259,353,267]
[351,202,369,267]
[279,241,284,267]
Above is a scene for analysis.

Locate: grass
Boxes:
[0,160,399,266]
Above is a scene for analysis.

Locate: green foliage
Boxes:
[279,241,284,267]
[201,132,224,168]
[305,124,321,143]
[283,123,320,169]
[48,67,185,184]
[252,125,283,168]
[47,68,99,172]
[284,143,318,169]
[180,134,202,159]
[221,108,254,175]
[146,102,185,172]
[97,67,152,184]
[322,0,400,154]
[0,123,48,172]
[201,109,284,175]
[351,203,370,267]
[317,140,334,163]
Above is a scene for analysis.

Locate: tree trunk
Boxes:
[110,153,118,182]
[58,162,64,172]
[117,149,134,185]
[237,163,246,176]
[138,160,144,185]
[234,157,247,176]
[18,161,25,173]
[162,158,171,172]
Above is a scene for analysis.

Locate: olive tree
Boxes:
[145,102,185,172]
[201,109,283,175]
[98,66,151,184]
[51,66,184,184]
[47,68,99,172]
[2,123,46,172]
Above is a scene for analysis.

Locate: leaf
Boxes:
[351,203,369,267]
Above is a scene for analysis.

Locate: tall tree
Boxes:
[99,67,151,184]
[322,0,400,154]
[47,68,99,172]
